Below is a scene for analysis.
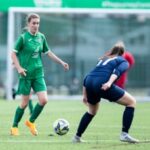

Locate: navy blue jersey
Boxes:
[83,56,129,104]
[87,56,129,80]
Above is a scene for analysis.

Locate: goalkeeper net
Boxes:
[6,7,150,100]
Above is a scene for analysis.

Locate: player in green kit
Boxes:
[10,13,69,136]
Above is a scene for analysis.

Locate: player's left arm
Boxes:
[42,34,69,71]
[47,51,69,71]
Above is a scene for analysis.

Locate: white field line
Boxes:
[69,125,150,129]
[0,139,125,143]
[15,95,150,102]
[0,139,150,143]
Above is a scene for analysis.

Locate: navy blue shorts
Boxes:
[84,76,125,105]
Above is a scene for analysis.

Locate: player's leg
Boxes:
[116,91,139,143]
[29,91,48,122]
[103,85,138,143]
[73,78,100,143]
[11,95,30,135]
[73,84,100,142]
[11,79,31,136]
[29,78,47,123]
[25,91,47,135]
[25,78,47,136]
[73,102,99,143]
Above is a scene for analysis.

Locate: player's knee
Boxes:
[40,98,48,106]
[132,98,136,107]
[20,103,28,109]
[128,98,136,108]
[91,112,97,116]
[88,110,97,116]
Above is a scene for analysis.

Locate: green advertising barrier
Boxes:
[1,0,150,12]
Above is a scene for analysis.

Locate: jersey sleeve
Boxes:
[13,35,24,53]
[42,35,51,54]
[113,60,129,78]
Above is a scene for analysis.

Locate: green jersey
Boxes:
[13,31,50,79]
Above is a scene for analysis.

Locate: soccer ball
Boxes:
[53,118,69,135]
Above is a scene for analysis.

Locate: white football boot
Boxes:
[72,135,85,143]
[120,132,139,143]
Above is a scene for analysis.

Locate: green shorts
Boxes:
[17,77,47,95]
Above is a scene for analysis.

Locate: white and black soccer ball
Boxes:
[53,118,69,135]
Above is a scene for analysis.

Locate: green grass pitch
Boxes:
[0,99,150,150]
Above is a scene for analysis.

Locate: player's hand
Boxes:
[18,67,27,76]
[62,62,69,71]
[101,82,111,91]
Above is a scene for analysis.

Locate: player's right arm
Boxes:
[11,35,27,76]
[101,57,129,91]
[11,51,27,76]
[101,74,118,90]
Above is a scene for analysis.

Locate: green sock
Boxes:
[29,103,44,123]
[28,99,34,115]
[12,106,25,127]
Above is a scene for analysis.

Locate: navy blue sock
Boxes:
[122,107,134,133]
[76,112,94,137]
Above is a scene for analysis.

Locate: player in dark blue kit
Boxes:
[72,42,139,143]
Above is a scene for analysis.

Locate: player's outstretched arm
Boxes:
[47,51,69,71]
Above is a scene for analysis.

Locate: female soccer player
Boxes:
[73,42,139,143]
[10,13,69,136]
